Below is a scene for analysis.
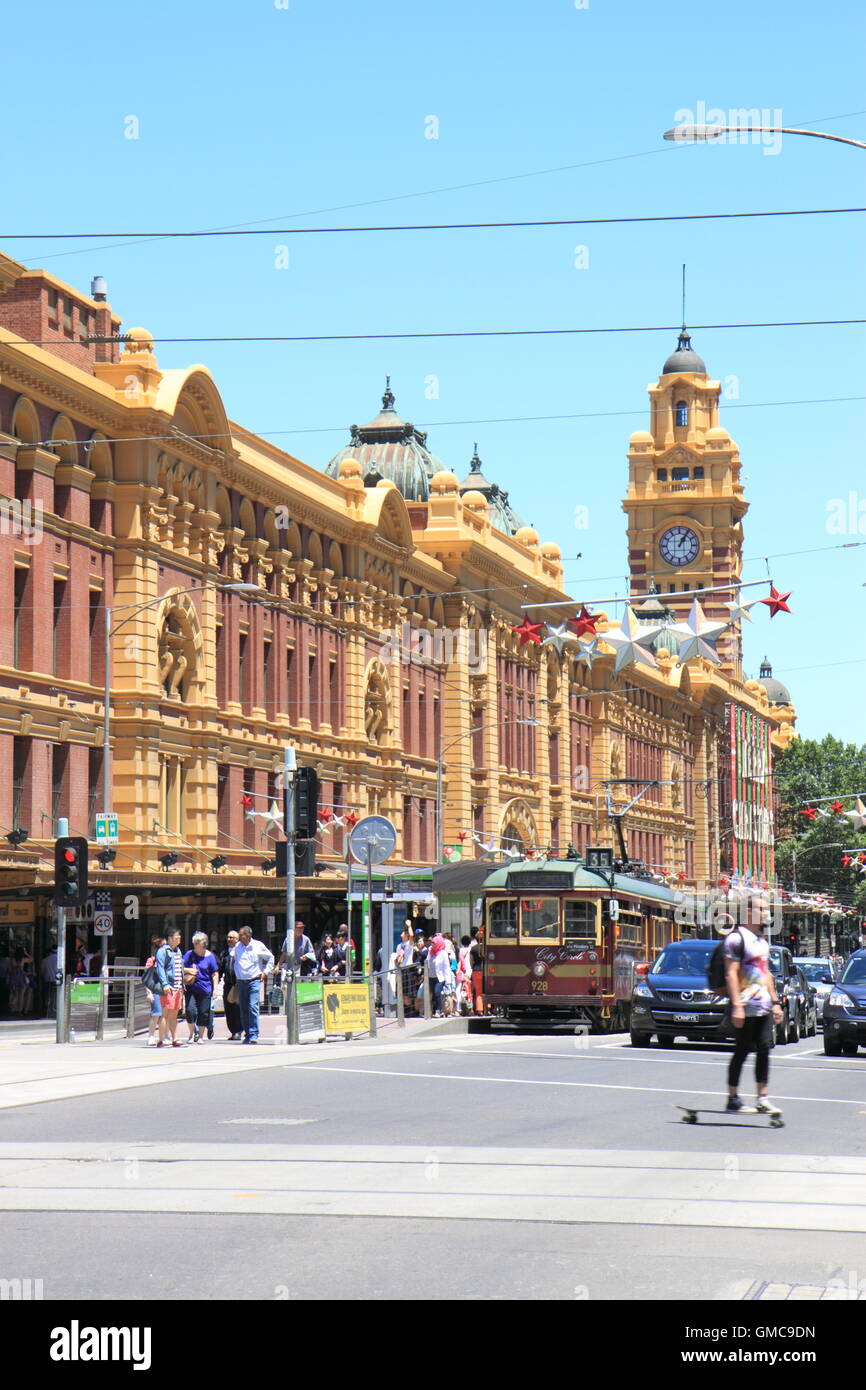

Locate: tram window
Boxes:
[616,911,644,947]
[488,899,517,939]
[564,901,597,946]
[519,897,560,940]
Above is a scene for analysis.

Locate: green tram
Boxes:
[480,857,693,1031]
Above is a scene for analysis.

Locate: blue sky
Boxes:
[5,0,865,742]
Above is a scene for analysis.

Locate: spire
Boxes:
[759,656,772,678]
[382,375,395,411]
[469,443,481,473]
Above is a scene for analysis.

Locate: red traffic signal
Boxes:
[53,836,89,908]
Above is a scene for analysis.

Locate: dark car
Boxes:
[823,949,866,1056]
[630,939,730,1047]
[791,964,819,1038]
[794,957,838,1026]
[767,945,801,1045]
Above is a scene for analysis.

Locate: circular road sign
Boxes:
[349,815,397,866]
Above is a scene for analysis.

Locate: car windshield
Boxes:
[796,962,831,982]
[840,958,866,987]
[651,946,713,976]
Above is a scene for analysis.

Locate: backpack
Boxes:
[707,933,742,992]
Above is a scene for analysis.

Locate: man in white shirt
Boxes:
[231,925,274,1044]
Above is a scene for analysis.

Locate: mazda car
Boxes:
[823,950,866,1056]
[630,939,730,1047]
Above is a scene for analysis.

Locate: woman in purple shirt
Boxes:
[182,932,220,1045]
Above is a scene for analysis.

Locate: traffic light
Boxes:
[294,766,319,839]
[53,836,89,908]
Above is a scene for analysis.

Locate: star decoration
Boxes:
[760,586,792,618]
[672,600,727,666]
[574,638,603,672]
[541,622,573,656]
[241,794,254,810]
[319,808,333,823]
[569,605,600,639]
[345,811,359,829]
[800,805,817,820]
[512,617,543,648]
[724,597,756,623]
[458,831,467,842]
[830,800,846,815]
[600,607,661,673]
[842,855,852,867]
[843,798,866,832]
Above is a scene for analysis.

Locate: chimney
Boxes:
[91,275,108,302]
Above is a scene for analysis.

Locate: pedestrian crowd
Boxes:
[141,919,486,1045]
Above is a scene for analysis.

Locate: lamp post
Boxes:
[663,124,866,152]
[435,718,539,865]
[101,581,261,816]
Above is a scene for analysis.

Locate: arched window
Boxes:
[656,468,668,481]
[675,400,689,428]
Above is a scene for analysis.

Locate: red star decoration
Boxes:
[860,853,866,865]
[569,605,600,639]
[319,808,332,823]
[241,794,254,810]
[512,618,543,647]
[800,805,817,820]
[842,855,852,867]
[457,831,467,842]
[677,871,686,881]
[760,585,792,618]
[345,811,359,828]
[830,800,846,815]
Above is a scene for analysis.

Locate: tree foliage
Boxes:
[774,735,866,911]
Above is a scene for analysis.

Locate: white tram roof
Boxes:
[482,859,679,905]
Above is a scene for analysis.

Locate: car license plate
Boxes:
[673,1013,699,1023]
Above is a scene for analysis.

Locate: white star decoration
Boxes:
[601,608,661,673]
[725,597,756,623]
[542,622,573,655]
[673,600,728,666]
[575,637,603,671]
[843,798,866,833]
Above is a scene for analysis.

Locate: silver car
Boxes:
[794,957,838,1025]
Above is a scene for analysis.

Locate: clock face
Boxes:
[659,526,700,568]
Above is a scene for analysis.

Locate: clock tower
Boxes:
[623,327,748,674]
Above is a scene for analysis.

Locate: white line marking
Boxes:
[292,1064,866,1106]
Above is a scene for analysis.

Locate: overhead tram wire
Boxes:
[4,204,865,241]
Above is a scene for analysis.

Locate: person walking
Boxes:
[41,943,58,1018]
[724,901,784,1114]
[144,934,165,1045]
[469,930,485,1015]
[394,927,415,1014]
[428,934,451,1017]
[232,925,274,1044]
[155,928,185,1047]
[182,933,220,1044]
[219,930,242,1040]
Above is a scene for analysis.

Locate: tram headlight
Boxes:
[633,982,653,999]
[532,962,547,978]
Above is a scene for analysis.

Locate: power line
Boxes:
[5,317,862,352]
[5,204,865,240]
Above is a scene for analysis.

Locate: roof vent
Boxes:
[91,275,108,302]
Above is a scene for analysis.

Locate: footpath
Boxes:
[0,1012,473,1111]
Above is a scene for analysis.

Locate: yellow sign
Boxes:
[322,983,371,1036]
[0,902,35,924]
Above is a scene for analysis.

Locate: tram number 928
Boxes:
[530,979,549,993]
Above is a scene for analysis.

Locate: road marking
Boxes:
[220,1118,317,1126]
[291,1063,866,1106]
[442,1046,864,1077]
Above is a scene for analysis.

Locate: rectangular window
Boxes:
[13,567,28,669]
[262,639,272,714]
[51,744,68,830]
[243,769,255,848]
[564,901,597,946]
[487,898,518,940]
[286,645,296,723]
[88,749,103,832]
[308,654,317,726]
[53,580,67,676]
[12,737,28,829]
[62,297,73,334]
[519,897,560,942]
[329,657,339,729]
[47,288,59,323]
[402,795,412,862]
[78,307,91,341]
[238,632,248,710]
[616,910,643,947]
[88,591,101,686]
[215,624,225,707]
[217,765,230,845]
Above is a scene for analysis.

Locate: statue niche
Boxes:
[158,608,194,701]
[364,663,390,746]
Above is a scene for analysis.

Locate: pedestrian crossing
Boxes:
[0,1142,865,1232]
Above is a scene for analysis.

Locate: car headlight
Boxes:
[828,989,853,1009]
[633,982,653,999]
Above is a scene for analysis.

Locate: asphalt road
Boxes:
[2,1029,865,1301]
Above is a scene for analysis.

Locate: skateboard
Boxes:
[677,1104,784,1128]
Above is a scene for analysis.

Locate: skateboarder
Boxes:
[723,901,783,1114]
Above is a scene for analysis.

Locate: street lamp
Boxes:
[435,718,539,864]
[663,124,866,151]
[101,581,260,818]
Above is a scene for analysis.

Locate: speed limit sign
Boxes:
[94,911,114,936]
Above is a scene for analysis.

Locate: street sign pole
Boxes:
[284,745,297,1045]
[366,843,373,979]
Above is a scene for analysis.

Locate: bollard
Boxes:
[423,971,432,1020]
[396,967,405,1028]
[367,975,377,1038]
[125,977,136,1038]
